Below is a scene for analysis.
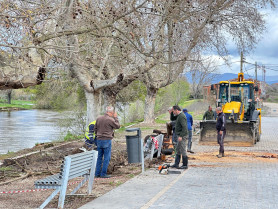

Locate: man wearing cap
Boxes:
[183,108,194,153]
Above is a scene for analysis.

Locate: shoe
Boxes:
[95,175,100,178]
[178,165,188,169]
[216,154,222,158]
[187,150,195,154]
[170,164,179,168]
[100,175,111,178]
[170,154,181,168]
[217,151,223,158]
[178,156,188,169]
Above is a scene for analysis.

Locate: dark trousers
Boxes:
[217,130,226,153]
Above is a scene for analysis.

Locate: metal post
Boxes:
[139,129,144,173]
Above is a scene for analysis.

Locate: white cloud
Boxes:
[216,8,278,77]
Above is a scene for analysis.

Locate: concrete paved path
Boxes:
[79,117,278,209]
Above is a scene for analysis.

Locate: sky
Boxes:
[213,7,278,79]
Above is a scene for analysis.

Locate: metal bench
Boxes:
[34,150,98,209]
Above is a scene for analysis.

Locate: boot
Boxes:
[222,151,225,157]
[217,151,223,158]
[170,154,180,168]
[179,156,188,169]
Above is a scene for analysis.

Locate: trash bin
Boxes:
[125,128,142,163]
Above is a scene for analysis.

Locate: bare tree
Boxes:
[139,0,276,123]
[0,0,276,125]
[187,57,219,99]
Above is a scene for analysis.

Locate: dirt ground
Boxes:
[0,123,167,209]
[262,102,278,116]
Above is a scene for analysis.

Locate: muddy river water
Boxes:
[0,110,67,154]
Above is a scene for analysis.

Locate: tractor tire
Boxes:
[256,117,261,142]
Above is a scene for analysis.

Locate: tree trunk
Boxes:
[85,90,102,125]
[143,87,158,124]
[102,88,117,111]
[7,90,12,104]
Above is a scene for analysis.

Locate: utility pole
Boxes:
[264,66,266,83]
[240,51,244,73]
[262,65,266,82]
[255,62,257,84]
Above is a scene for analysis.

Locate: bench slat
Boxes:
[68,170,90,180]
[61,156,94,169]
[68,151,94,160]
[35,174,61,186]
[68,160,94,171]
[69,155,94,165]
[61,159,95,177]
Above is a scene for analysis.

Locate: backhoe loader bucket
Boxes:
[199,121,256,147]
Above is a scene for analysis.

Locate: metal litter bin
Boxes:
[125,128,142,163]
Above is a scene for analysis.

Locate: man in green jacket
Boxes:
[203,105,215,120]
[170,105,188,169]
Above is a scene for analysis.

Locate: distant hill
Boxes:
[184,72,278,85]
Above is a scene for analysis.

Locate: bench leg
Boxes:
[58,157,71,209]
[88,151,98,194]
[70,176,88,195]
[39,189,60,209]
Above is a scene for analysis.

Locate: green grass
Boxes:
[63,132,83,141]
[178,99,201,108]
[155,113,168,124]
[0,99,35,109]
[0,166,13,172]
[117,119,144,132]
[128,174,135,178]
[156,99,201,123]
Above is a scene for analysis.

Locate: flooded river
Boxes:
[0,110,67,154]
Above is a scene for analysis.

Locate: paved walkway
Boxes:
[79,117,278,209]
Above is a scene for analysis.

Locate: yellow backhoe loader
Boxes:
[200,73,261,146]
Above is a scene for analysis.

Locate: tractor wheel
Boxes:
[256,117,261,142]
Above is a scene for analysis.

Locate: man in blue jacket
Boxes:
[183,108,194,153]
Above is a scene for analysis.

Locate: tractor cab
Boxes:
[217,78,255,122]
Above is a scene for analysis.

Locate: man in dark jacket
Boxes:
[216,107,226,158]
[94,106,120,178]
[170,105,188,169]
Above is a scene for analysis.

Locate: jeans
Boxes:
[187,130,192,150]
[95,139,112,177]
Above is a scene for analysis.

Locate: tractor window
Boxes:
[219,83,251,105]
[242,84,250,111]
[219,84,228,104]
